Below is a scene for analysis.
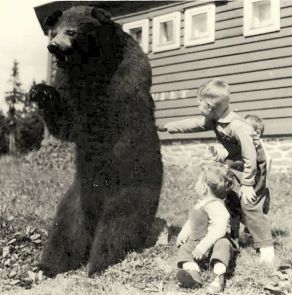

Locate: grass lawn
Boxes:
[0,154,292,295]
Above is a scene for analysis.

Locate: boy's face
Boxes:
[245,118,262,138]
[198,96,213,118]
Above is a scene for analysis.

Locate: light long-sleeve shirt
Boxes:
[193,198,230,255]
[165,112,263,186]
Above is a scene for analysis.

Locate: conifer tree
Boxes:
[4,60,25,155]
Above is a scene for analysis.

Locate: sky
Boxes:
[0,0,54,114]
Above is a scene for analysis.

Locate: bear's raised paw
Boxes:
[28,83,59,108]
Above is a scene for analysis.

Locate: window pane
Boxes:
[129,27,142,45]
[159,21,174,44]
[191,12,208,40]
[252,0,271,28]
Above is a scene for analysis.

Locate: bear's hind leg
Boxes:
[40,184,92,277]
[87,186,159,277]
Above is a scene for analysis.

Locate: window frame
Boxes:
[184,4,216,47]
[123,19,149,53]
[243,0,280,37]
[152,11,181,53]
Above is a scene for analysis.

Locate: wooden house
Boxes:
[35,0,292,172]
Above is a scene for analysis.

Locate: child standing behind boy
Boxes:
[159,79,274,263]
[176,163,235,294]
[244,114,271,215]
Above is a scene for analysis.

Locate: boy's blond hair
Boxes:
[201,163,233,200]
[244,114,265,137]
[197,79,230,107]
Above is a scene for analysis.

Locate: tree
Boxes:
[0,110,9,154]
[4,60,25,155]
[4,62,44,155]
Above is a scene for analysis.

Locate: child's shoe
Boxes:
[206,274,225,294]
[259,246,275,264]
[176,269,203,288]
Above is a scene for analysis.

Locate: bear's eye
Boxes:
[66,30,77,37]
[50,31,57,38]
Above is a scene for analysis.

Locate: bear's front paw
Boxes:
[28,84,59,108]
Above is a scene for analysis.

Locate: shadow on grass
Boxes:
[272,228,290,247]
[239,234,254,248]
[168,225,181,240]
[272,228,289,238]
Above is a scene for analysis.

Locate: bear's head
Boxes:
[44,6,114,68]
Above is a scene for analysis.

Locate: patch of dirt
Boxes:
[0,216,47,290]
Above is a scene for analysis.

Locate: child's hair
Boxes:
[200,162,233,199]
[244,114,265,137]
[197,79,230,107]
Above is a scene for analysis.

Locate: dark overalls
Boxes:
[177,203,234,269]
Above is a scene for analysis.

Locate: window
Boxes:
[184,4,215,47]
[123,19,149,53]
[153,12,181,52]
[244,0,280,36]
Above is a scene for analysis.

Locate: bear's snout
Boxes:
[47,42,60,54]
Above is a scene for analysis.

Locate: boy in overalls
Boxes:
[159,79,274,263]
[176,163,235,293]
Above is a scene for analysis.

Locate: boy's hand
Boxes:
[157,125,167,132]
[192,248,204,261]
[176,231,189,247]
[209,146,228,163]
[239,185,256,204]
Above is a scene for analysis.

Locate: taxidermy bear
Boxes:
[29,6,163,277]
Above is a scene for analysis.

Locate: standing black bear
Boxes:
[29,6,162,277]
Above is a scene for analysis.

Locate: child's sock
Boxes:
[213,262,226,275]
[182,261,201,272]
[259,246,275,263]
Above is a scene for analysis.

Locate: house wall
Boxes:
[45,0,292,172]
[116,1,292,139]
[161,137,292,174]
[115,0,292,172]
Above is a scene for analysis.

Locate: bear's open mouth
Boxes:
[54,51,69,66]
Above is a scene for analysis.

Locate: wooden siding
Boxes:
[116,0,292,140]
[46,1,292,140]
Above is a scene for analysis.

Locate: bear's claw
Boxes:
[28,83,58,106]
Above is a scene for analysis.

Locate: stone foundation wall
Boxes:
[161,136,292,174]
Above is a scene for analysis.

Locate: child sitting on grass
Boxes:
[158,78,275,263]
[176,163,235,294]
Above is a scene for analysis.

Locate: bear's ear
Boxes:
[90,8,112,24]
[44,10,63,27]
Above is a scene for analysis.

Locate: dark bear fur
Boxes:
[29,6,162,277]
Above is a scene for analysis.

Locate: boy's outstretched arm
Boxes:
[157,116,212,134]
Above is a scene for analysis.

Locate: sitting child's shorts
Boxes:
[177,237,235,269]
